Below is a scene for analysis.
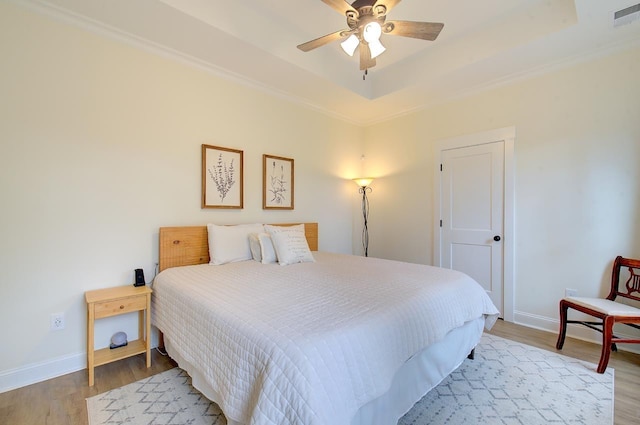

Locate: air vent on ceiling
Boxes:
[613,3,640,27]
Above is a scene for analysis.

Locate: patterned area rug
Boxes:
[86,334,613,425]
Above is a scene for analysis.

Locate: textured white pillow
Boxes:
[248,232,278,264]
[207,223,264,265]
[265,224,315,266]
[249,233,263,262]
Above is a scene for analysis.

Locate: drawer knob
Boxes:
[119,305,125,309]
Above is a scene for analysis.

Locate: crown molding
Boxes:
[10,0,640,128]
[446,36,640,105]
[12,0,364,126]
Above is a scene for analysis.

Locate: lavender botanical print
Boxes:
[202,144,243,209]
[263,154,294,209]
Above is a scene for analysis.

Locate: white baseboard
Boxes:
[512,310,640,355]
[0,352,86,394]
[1,330,161,394]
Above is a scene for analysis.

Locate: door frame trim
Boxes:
[433,127,515,322]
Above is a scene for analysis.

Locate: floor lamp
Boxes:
[353,178,373,257]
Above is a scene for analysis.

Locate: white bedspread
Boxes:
[152,252,499,425]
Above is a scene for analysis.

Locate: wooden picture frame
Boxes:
[263,154,294,210]
[202,144,243,209]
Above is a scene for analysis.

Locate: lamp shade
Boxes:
[368,39,386,59]
[363,22,382,43]
[363,22,385,59]
[353,177,374,187]
[341,34,359,56]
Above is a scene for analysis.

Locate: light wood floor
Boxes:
[1,320,639,424]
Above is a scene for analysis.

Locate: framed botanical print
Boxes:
[202,144,243,209]
[263,154,294,210]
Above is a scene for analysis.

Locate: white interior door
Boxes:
[440,141,504,315]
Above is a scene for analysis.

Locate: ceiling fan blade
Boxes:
[383,20,444,41]
[373,0,402,15]
[359,42,376,70]
[322,0,358,16]
[297,30,347,52]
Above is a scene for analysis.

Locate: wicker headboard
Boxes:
[158,223,318,272]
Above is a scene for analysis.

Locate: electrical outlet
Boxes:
[565,288,578,297]
[50,313,65,331]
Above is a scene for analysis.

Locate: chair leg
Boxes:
[597,316,614,374]
[556,300,569,350]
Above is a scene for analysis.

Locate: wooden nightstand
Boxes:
[85,285,152,386]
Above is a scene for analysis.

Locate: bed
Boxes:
[152,222,499,425]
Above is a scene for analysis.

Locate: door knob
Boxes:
[493,235,501,242]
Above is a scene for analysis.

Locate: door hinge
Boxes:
[440,220,443,227]
[440,163,443,171]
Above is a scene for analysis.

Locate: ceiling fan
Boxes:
[297,0,444,72]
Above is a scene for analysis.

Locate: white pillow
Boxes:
[207,223,264,265]
[258,233,278,264]
[248,232,278,264]
[249,233,263,262]
[265,224,315,266]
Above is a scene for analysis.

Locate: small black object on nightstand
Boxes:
[134,268,145,287]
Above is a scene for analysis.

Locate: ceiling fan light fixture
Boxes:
[341,34,359,56]
[368,39,386,59]
[363,21,382,43]
[363,21,385,59]
[297,1,445,72]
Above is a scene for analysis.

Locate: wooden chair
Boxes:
[556,256,640,373]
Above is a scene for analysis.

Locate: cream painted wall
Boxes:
[363,46,640,333]
[0,2,364,389]
[2,0,639,392]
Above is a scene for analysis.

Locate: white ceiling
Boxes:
[25,0,640,124]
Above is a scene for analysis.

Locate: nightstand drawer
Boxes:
[94,296,147,318]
